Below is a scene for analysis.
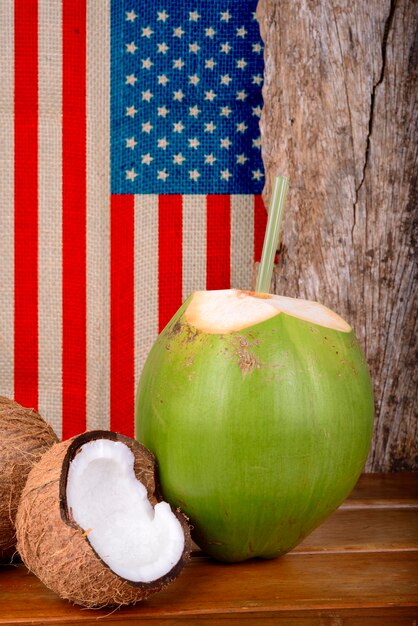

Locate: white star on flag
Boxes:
[188,137,200,149]
[236,122,248,133]
[157,137,169,149]
[125,167,138,180]
[220,74,232,85]
[125,137,137,149]
[125,42,137,54]
[125,105,137,117]
[205,90,216,101]
[125,10,137,22]
[141,153,153,165]
[204,122,216,133]
[189,169,200,180]
[220,42,232,54]
[189,105,201,117]
[141,121,153,133]
[220,169,232,180]
[141,26,153,38]
[204,154,217,164]
[141,90,153,101]
[126,74,138,86]
[220,106,232,117]
[173,153,186,165]
[157,168,169,180]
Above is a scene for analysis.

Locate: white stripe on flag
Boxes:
[38,0,63,436]
[0,1,14,400]
[231,195,255,290]
[182,195,207,301]
[86,0,111,430]
[134,195,159,387]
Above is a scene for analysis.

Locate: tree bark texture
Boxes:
[256,0,417,471]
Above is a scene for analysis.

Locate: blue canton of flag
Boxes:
[111,0,264,194]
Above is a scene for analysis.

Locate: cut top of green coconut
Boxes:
[66,439,185,584]
[185,289,351,334]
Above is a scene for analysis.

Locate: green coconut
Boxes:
[136,289,374,563]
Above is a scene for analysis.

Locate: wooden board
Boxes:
[0,473,417,625]
[347,472,418,504]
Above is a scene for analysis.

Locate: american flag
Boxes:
[0,0,266,440]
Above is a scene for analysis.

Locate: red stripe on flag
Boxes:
[158,195,183,332]
[14,0,38,409]
[206,195,231,290]
[254,194,267,263]
[62,0,87,439]
[110,195,135,437]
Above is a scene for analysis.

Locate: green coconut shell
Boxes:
[136,297,374,562]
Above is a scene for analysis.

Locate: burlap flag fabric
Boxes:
[0,0,266,440]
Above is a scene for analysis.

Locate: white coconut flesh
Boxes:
[66,439,185,583]
[185,289,351,334]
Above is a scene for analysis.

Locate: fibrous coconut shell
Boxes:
[15,430,191,608]
[0,396,58,562]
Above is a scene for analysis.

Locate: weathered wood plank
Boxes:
[348,472,418,503]
[296,507,418,553]
[256,0,417,471]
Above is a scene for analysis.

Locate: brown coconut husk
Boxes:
[0,396,58,562]
[15,430,191,608]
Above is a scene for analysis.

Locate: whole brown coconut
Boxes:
[16,430,191,608]
[0,396,58,562]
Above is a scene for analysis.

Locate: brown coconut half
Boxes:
[0,396,58,562]
[16,430,191,608]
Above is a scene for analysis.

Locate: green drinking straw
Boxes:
[255,175,289,294]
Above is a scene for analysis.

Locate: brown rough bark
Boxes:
[256,0,417,471]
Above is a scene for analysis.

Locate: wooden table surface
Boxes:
[1,473,417,625]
